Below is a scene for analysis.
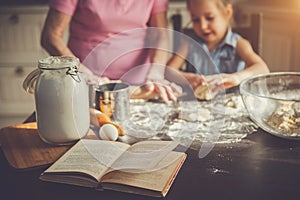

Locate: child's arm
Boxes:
[167,42,205,89]
[207,38,269,92]
[167,41,189,70]
[234,37,269,82]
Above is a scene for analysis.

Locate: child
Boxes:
[167,0,269,94]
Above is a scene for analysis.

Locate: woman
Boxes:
[41,0,181,102]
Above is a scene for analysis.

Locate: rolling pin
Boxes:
[89,108,125,136]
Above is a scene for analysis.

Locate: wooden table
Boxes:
[1,126,300,200]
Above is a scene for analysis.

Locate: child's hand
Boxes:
[182,72,206,90]
[206,73,240,93]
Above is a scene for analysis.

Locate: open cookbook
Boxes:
[39,139,187,197]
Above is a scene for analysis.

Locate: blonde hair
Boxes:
[187,0,234,25]
[187,0,232,13]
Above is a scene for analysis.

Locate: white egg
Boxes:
[98,124,118,141]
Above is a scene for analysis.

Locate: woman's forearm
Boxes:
[41,9,73,57]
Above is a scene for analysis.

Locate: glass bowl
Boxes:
[240,72,300,140]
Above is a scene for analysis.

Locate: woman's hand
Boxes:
[78,64,110,85]
[144,80,182,102]
[130,80,182,102]
[145,64,182,102]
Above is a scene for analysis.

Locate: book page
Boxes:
[110,140,179,172]
[43,139,130,180]
[101,151,186,193]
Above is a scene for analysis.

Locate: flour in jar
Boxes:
[34,56,90,145]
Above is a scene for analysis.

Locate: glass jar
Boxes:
[24,56,90,145]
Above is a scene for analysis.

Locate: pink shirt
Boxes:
[49,0,168,84]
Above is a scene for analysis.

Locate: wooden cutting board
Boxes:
[0,122,96,170]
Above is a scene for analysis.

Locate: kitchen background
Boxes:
[0,0,299,128]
